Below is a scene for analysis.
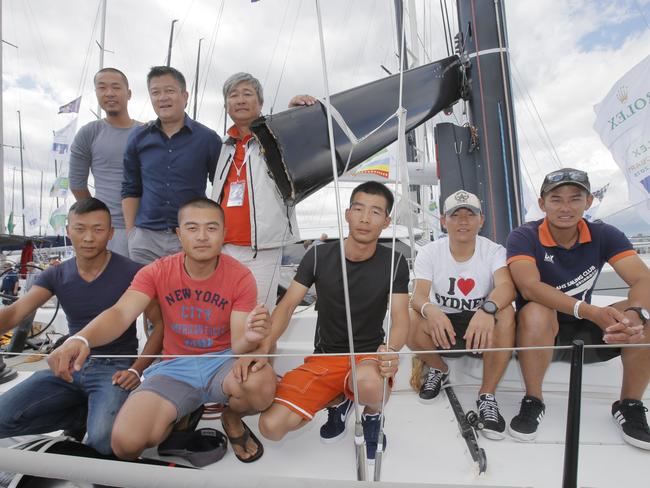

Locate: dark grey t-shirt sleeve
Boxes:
[33,265,58,294]
[294,246,317,288]
[68,124,92,190]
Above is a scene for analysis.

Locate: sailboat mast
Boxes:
[97,0,107,117]
[193,38,203,120]
[166,19,178,67]
[17,111,25,236]
[0,4,4,234]
[455,0,522,244]
[39,170,43,236]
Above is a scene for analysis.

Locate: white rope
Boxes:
[314,1,367,478]
[374,2,410,477]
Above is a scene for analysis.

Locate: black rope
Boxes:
[0,264,60,341]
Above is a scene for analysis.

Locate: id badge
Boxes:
[227,181,245,207]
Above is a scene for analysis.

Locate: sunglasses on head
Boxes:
[545,170,588,183]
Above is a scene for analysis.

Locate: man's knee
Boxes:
[259,405,298,441]
[517,302,557,342]
[407,311,430,351]
[355,364,383,406]
[231,364,277,412]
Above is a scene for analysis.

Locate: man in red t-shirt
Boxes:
[49,198,275,463]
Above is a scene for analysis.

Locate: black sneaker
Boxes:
[320,398,353,443]
[361,412,386,463]
[508,395,545,441]
[612,399,650,450]
[418,368,449,403]
[477,393,506,440]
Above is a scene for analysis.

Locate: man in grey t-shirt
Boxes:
[69,68,141,256]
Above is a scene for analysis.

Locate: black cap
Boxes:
[540,168,591,196]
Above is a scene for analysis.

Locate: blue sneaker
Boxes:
[320,398,353,443]
[362,412,386,462]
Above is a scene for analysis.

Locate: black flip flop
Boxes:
[223,419,264,463]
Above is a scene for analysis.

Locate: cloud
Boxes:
[2,0,650,235]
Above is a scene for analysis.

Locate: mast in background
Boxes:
[0,5,5,233]
[193,38,204,120]
[96,0,107,117]
[166,19,179,67]
[17,111,25,236]
[393,0,418,164]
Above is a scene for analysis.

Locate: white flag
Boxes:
[593,54,650,222]
[51,118,78,162]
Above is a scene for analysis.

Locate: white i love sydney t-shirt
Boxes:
[414,236,507,314]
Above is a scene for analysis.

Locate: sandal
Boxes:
[222,419,264,463]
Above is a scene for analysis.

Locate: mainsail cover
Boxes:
[251,56,462,205]
[594,54,650,222]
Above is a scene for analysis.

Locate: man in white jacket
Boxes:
[212,73,313,312]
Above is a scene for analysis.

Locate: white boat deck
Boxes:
[1,297,650,487]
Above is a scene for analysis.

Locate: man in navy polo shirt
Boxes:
[122,66,222,264]
[506,168,650,449]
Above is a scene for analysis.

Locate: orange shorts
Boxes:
[274,354,391,420]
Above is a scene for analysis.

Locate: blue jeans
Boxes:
[0,357,131,455]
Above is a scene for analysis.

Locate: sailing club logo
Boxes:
[544,252,554,264]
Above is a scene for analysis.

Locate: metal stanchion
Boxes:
[562,339,584,488]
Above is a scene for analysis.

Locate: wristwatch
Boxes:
[480,300,498,316]
[624,307,650,325]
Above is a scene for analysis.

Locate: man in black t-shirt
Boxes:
[257,182,410,462]
[0,198,162,455]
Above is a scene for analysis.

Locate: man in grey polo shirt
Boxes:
[69,67,141,257]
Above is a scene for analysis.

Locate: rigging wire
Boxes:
[74,1,102,100]
[439,0,451,56]
[198,0,226,124]
[23,1,56,87]
[270,0,304,113]
[261,1,292,88]
[510,74,562,171]
[314,0,367,478]
[511,61,563,169]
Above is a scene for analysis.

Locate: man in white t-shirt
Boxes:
[408,190,516,440]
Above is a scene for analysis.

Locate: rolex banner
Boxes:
[593,54,650,222]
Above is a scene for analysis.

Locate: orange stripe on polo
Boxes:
[538,218,556,247]
[608,249,637,265]
[577,219,592,243]
[507,255,536,265]
[538,218,592,247]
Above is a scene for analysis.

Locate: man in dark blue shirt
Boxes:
[0,198,162,455]
[506,168,650,450]
[122,66,222,264]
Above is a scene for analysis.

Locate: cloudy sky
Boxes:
[1,0,650,236]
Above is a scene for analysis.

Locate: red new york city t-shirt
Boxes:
[129,252,257,357]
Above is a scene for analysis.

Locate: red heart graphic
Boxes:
[457,278,475,296]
